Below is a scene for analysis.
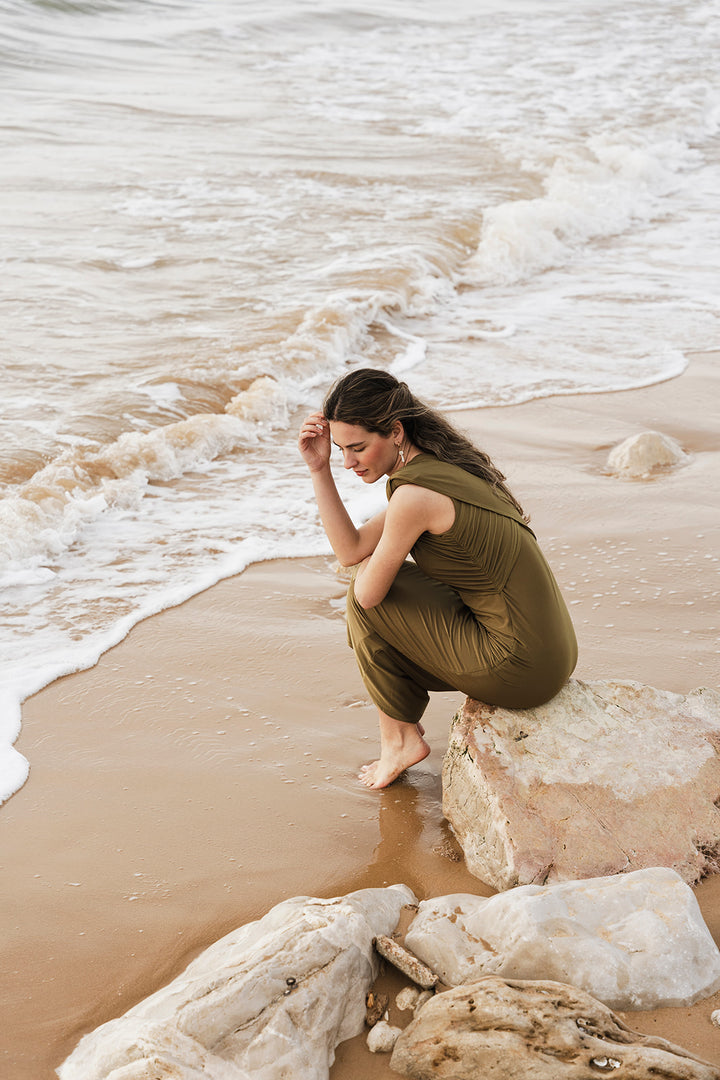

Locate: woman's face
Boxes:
[329,421,399,483]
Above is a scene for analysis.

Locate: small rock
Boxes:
[396,986,420,1012]
[367,1019,402,1054]
[374,934,439,988]
[606,430,688,478]
[390,976,720,1079]
[711,1009,720,1028]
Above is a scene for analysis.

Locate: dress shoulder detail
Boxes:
[387,453,534,537]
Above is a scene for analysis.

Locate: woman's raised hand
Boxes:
[298,411,332,472]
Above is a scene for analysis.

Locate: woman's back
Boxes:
[387,453,577,706]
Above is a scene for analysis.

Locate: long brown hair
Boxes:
[323,368,527,519]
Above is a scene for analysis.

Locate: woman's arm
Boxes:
[298,412,385,566]
[353,483,454,609]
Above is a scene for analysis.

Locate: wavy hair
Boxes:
[323,368,527,519]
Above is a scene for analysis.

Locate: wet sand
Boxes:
[2,353,719,1078]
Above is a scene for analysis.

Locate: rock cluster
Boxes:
[58,870,720,1079]
[442,679,720,890]
[59,676,720,1079]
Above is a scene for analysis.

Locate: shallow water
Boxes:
[1,0,719,798]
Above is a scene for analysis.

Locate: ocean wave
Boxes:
[464,134,699,286]
[0,377,287,570]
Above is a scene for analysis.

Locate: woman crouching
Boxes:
[298,368,577,789]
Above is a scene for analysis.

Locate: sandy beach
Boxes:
[3,354,720,1079]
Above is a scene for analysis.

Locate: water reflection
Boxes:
[337,770,494,902]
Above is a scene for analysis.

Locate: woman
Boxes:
[298,368,577,789]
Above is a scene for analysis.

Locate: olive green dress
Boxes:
[346,453,577,723]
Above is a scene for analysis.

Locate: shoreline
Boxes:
[2,354,720,1078]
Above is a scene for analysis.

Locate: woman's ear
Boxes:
[391,420,405,442]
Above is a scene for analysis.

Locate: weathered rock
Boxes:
[404,867,720,1010]
[374,934,438,989]
[606,430,689,478]
[58,885,415,1080]
[389,976,720,1080]
[442,680,720,889]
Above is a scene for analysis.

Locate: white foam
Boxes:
[0,567,57,588]
[139,381,184,407]
[381,319,428,374]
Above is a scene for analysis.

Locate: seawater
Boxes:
[1,0,718,800]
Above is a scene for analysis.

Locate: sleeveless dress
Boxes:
[345,453,577,722]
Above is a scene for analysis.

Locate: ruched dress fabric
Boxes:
[346,454,577,723]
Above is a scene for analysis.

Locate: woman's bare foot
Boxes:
[358,712,430,789]
[358,741,430,788]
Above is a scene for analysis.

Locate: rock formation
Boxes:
[404,867,720,1010]
[58,885,415,1080]
[442,680,720,889]
[606,430,689,478]
[389,976,720,1079]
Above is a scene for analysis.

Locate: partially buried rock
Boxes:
[404,867,720,1010]
[389,976,720,1080]
[374,935,438,989]
[606,430,689,478]
[367,1019,402,1054]
[58,885,415,1080]
[396,986,421,1012]
[442,679,720,889]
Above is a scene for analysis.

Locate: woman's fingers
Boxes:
[299,413,326,435]
[298,413,331,466]
[299,424,326,446]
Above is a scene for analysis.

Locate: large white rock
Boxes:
[606,430,689,478]
[390,976,720,1080]
[58,885,415,1080]
[442,680,720,889]
[404,867,720,1010]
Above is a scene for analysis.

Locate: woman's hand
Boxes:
[298,411,332,473]
[300,410,388,565]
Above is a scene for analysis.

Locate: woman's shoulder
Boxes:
[388,453,486,494]
[388,453,529,529]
